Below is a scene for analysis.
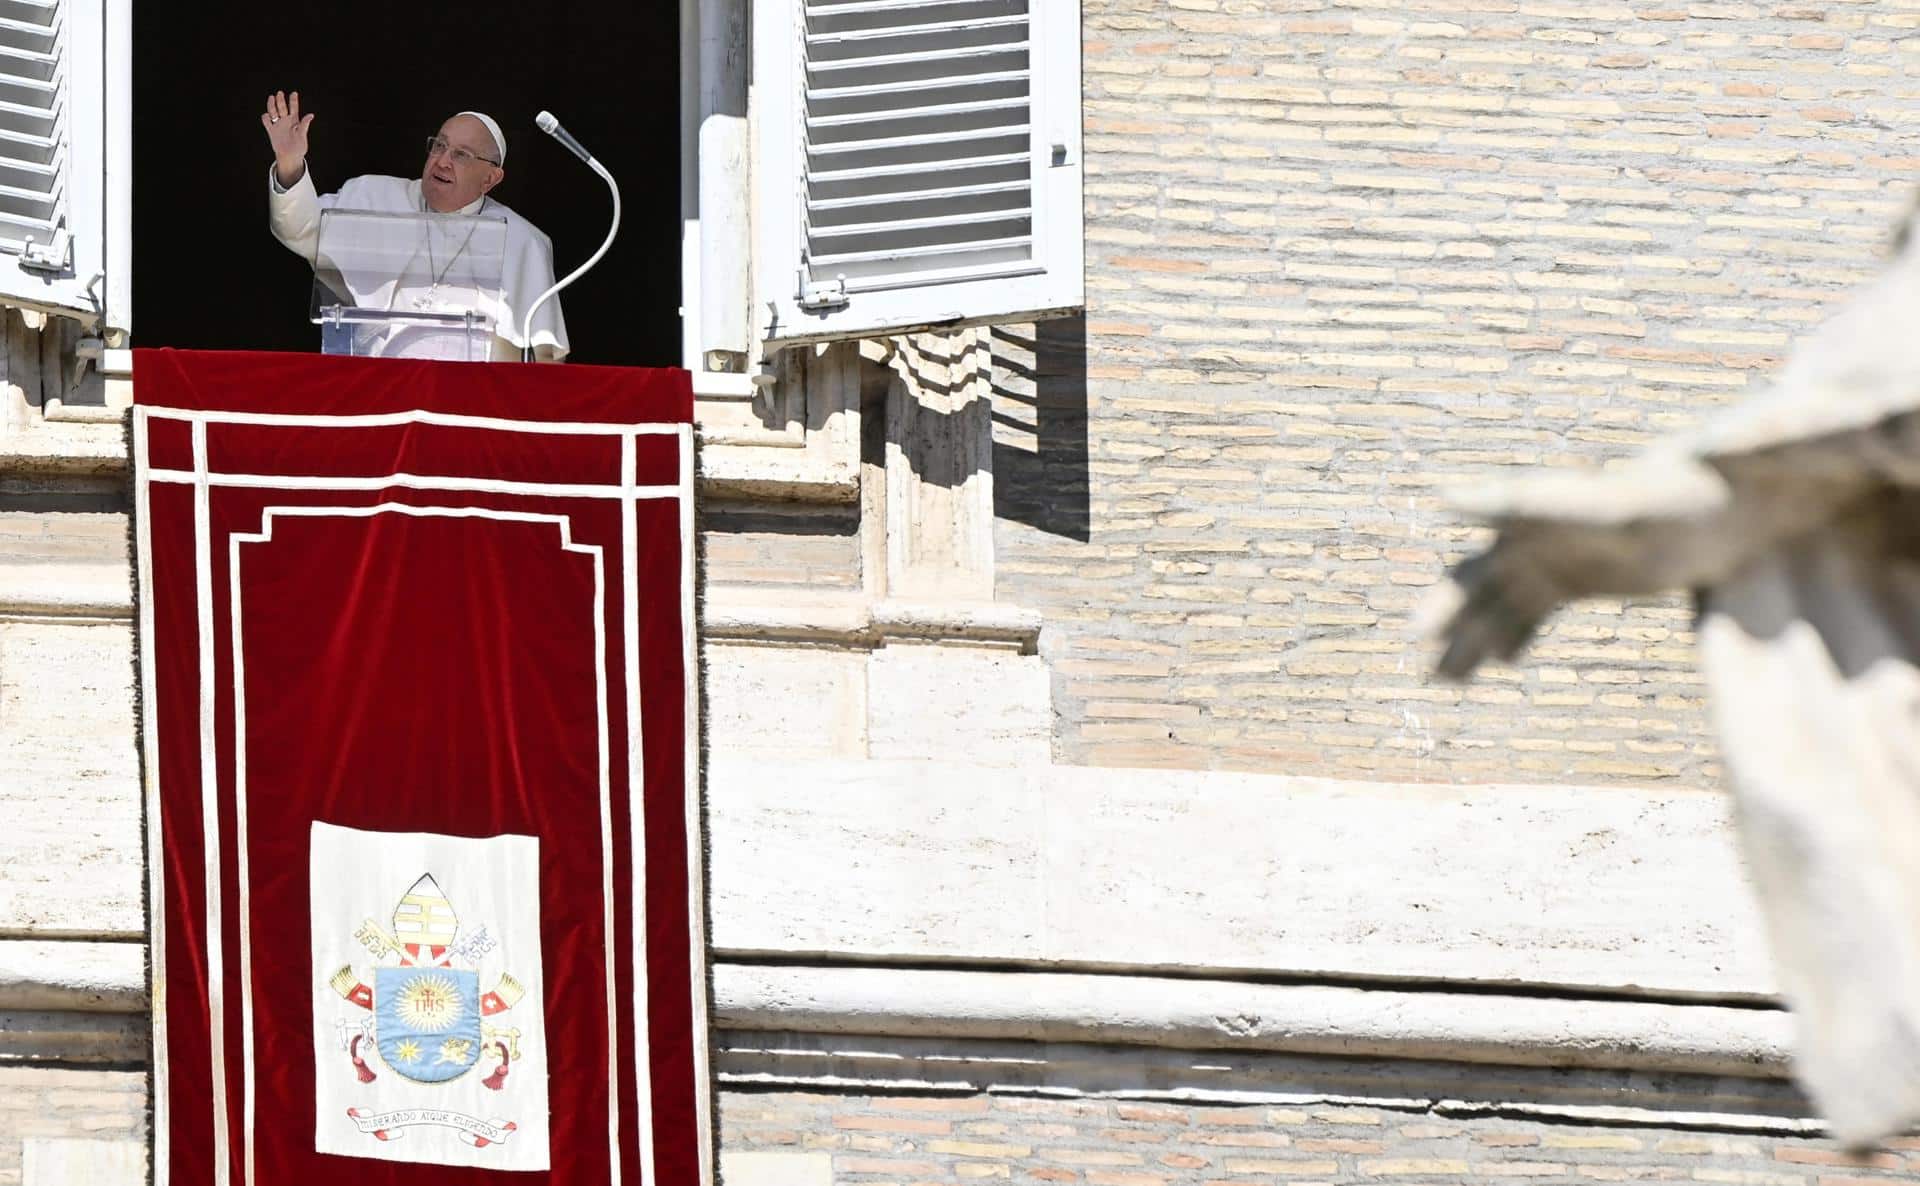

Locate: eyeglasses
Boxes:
[425,135,500,169]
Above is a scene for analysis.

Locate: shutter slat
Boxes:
[0,15,57,44]
[811,234,1033,267]
[0,154,54,181]
[810,142,1030,181]
[810,94,1026,129]
[0,45,56,73]
[805,0,1022,17]
[812,198,1028,231]
[820,256,1044,292]
[808,122,1029,159]
[812,206,1030,241]
[805,0,1027,39]
[0,218,54,248]
[0,71,54,97]
[0,126,57,154]
[808,67,1028,104]
[809,177,1028,212]
[807,149,1028,187]
[807,40,1028,76]
[0,175,56,202]
[806,15,1026,47]
[0,100,59,136]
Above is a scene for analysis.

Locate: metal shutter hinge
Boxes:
[20,225,72,274]
[797,270,848,311]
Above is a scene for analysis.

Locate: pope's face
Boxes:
[422,114,503,212]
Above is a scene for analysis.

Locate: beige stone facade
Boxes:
[719,1094,1920,1186]
[995,0,1920,784]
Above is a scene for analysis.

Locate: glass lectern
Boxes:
[311,207,509,361]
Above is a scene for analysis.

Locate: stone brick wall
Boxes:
[724,1091,1920,1186]
[13,1074,1914,1186]
[702,501,863,590]
[0,1068,145,1186]
[994,0,1920,784]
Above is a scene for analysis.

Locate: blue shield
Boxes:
[374,966,483,1084]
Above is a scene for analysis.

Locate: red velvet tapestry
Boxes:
[132,349,708,1186]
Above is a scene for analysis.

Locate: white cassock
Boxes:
[268,168,569,362]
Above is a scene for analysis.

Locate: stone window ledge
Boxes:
[703,585,1040,653]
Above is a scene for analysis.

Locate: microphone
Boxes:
[522,111,622,359]
[535,110,594,166]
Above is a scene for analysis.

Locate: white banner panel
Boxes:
[309,822,550,1171]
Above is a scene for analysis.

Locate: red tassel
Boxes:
[350,1034,377,1083]
[481,1041,510,1091]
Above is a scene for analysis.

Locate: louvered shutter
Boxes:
[753,0,1081,346]
[0,0,126,333]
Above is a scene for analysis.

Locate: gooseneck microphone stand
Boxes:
[522,111,621,361]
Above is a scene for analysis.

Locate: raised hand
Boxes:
[262,90,315,187]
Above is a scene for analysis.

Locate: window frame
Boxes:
[0,0,131,336]
[748,0,1083,349]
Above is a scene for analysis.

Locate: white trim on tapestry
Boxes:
[140,406,686,437]
[134,409,172,1186]
[193,420,233,1186]
[144,470,682,502]
[227,531,257,1186]
[589,508,623,1186]
[622,433,657,1186]
[227,502,619,1185]
[678,423,715,1185]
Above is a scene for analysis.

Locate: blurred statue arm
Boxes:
[1428,220,1920,682]
[1424,447,1873,680]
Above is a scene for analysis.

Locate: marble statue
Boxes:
[1427,207,1920,1148]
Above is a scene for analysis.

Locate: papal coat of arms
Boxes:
[326,872,529,1149]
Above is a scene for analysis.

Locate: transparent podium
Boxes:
[311,208,510,361]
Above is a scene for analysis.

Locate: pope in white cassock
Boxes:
[261,92,569,362]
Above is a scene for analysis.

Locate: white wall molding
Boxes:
[714,963,1792,1081]
[0,420,126,476]
[0,562,131,621]
[703,588,1041,652]
[2,945,1799,1088]
[0,941,143,1011]
[714,1027,1822,1137]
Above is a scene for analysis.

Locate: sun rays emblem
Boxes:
[394,974,464,1032]
[327,874,527,1089]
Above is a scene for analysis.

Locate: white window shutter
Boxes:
[0,0,127,334]
[753,0,1082,346]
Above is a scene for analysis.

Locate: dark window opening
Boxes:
[132,5,682,367]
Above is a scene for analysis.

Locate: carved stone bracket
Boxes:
[861,326,996,605]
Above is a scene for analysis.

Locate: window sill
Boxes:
[702,586,1040,653]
